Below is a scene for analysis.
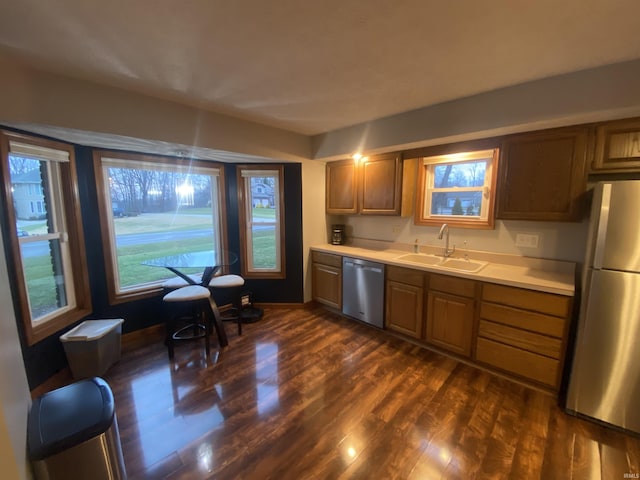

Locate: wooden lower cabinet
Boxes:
[426,274,476,357]
[426,292,474,357]
[385,265,425,339]
[312,250,574,394]
[386,280,423,338]
[475,283,571,390]
[311,252,342,309]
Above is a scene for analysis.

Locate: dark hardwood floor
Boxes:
[102,306,640,479]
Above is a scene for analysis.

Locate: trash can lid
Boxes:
[60,319,124,342]
[28,377,116,460]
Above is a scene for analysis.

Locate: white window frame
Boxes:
[238,165,285,279]
[415,148,499,229]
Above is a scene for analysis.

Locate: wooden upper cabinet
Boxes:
[326,159,358,214]
[496,127,588,222]
[591,117,640,172]
[360,152,403,215]
[326,152,415,216]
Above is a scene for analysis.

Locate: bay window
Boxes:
[94,151,227,303]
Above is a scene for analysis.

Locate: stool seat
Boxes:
[163,285,210,302]
[208,274,246,336]
[208,274,245,288]
[162,274,203,289]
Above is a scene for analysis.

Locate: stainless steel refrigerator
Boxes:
[566,181,640,433]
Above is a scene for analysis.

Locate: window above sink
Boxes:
[413,148,499,229]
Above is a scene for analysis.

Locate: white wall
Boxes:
[311,59,640,160]
[342,215,589,263]
[0,229,33,480]
[301,160,329,302]
[0,53,310,163]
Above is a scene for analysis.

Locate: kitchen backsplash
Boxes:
[328,215,589,263]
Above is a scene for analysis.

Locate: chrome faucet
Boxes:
[438,223,455,257]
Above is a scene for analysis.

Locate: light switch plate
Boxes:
[515,233,539,248]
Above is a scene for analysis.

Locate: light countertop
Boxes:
[311,243,575,296]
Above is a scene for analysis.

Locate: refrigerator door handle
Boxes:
[592,183,612,270]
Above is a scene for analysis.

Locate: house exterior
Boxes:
[10,169,46,220]
[250,180,275,208]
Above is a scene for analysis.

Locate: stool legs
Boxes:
[165,302,211,360]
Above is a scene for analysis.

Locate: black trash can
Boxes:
[28,377,127,480]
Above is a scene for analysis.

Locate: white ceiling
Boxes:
[1,0,640,151]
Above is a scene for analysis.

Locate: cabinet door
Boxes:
[385,280,423,338]
[360,153,402,215]
[426,292,474,357]
[592,117,640,172]
[326,159,358,214]
[312,263,342,309]
[497,127,588,221]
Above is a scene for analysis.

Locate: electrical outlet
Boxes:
[515,233,539,248]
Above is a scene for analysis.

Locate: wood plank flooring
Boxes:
[101,306,640,479]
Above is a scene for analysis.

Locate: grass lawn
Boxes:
[21,208,278,315]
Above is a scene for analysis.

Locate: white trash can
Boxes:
[60,319,124,379]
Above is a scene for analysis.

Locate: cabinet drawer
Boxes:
[482,283,570,317]
[312,251,342,268]
[478,320,562,359]
[429,273,476,298]
[386,265,425,287]
[476,337,559,388]
[479,302,566,338]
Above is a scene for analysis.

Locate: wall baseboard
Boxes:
[255,302,308,309]
[30,367,72,399]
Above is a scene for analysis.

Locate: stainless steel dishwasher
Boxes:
[342,257,385,328]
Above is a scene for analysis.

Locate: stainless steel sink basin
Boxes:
[439,258,488,273]
[395,253,443,266]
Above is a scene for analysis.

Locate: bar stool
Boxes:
[208,274,245,335]
[162,285,212,359]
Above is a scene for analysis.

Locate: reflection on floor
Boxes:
[103,306,640,479]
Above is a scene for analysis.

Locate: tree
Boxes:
[452,197,464,215]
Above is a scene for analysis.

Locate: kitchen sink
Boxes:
[439,258,488,273]
[395,253,444,266]
[395,253,488,273]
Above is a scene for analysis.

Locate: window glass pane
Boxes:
[20,239,69,320]
[239,168,283,277]
[247,176,278,270]
[430,191,482,216]
[9,156,48,221]
[433,161,486,188]
[9,154,73,322]
[251,224,276,269]
[105,165,220,290]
